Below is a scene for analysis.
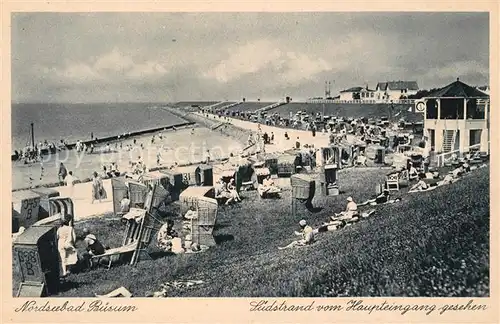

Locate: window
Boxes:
[426,99,438,119]
[467,100,486,119]
[469,130,482,147]
[440,98,464,119]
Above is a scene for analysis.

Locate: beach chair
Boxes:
[191,196,219,247]
[91,186,160,269]
[179,186,216,215]
[385,172,400,191]
[48,197,75,225]
[128,181,149,209]
[112,178,129,217]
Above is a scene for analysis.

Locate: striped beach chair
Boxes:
[49,197,75,226]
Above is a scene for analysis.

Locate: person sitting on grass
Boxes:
[359,189,402,206]
[409,173,431,192]
[120,193,131,214]
[408,162,419,181]
[437,172,459,186]
[451,165,465,178]
[95,286,133,298]
[156,220,178,252]
[462,159,471,172]
[355,152,367,167]
[215,179,234,204]
[81,228,109,267]
[330,197,359,222]
[278,220,315,250]
[184,206,198,220]
[82,228,107,256]
[258,175,281,197]
[227,178,242,204]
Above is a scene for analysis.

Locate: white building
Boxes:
[375,81,419,101]
[418,78,489,158]
[339,86,376,101]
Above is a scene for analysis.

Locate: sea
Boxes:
[11,103,186,151]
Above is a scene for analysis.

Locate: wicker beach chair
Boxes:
[91,185,161,269]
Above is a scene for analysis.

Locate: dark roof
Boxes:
[14,225,55,245]
[340,86,364,93]
[426,79,490,98]
[376,82,388,91]
[377,81,419,91]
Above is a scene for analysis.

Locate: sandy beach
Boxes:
[22,111,335,221]
[11,125,243,190]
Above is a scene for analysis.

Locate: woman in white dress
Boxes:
[56,214,78,277]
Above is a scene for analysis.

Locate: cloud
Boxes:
[45,48,172,85]
[423,61,489,80]
[93,47,134,73]
[54,63,102,83]
[11,13,489,103]
[203,39,332,86]
[203,40,282,83]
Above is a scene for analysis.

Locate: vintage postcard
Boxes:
[2,1,498,323]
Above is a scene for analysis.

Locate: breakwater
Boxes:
[12,121,196,159]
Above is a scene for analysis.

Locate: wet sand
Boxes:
[11,126,244,190]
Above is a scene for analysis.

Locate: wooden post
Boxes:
[31,123,35,147]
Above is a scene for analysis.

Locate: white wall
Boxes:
[339,92,353,101]
[424,119,489,153]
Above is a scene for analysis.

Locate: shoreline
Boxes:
[11,120,196,158]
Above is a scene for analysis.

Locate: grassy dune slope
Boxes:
[269,103,423,122]
[45,166,489,298]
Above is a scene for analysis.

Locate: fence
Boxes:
[306,99,416,105]
[434,143,487,167]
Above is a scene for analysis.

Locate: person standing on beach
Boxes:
[56,214,77,277]
[91,171,107,204]
[65,171,76,198]
[58,162,68,183]
[156,151,162,165]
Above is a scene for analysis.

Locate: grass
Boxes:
[13,166,489,297]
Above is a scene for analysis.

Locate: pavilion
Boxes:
[416,78,489,157]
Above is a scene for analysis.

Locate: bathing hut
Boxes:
[30,188,60,221]
[320,164,340,196]
[290,173,316,218]
[160,170,186,201]
[178,186,216,215]
[195,164,214,186]
[13,224,60,296]
[191,196,219,247]
[12,190,41,231]
[277,153,299,177]
[138,171,171,192]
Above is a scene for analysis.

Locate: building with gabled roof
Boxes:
[416,78,489,160]
[375,80,419,100]
[339,86,375,101]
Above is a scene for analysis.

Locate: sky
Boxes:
[11,12,489,103]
